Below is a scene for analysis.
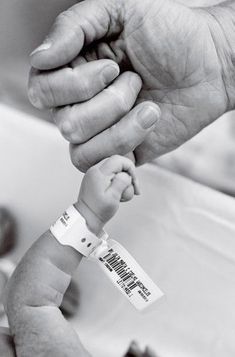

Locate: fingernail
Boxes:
[137,105,160,129]
[102,64,120,84]
[30,42,51,56]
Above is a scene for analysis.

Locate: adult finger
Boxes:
[109,172,132,201]
[99,155,140,195]
[28,60,120,109]
[70,102,161,172]
[54,72,142,144]
[121,185,135,202]
[30,0,121,70]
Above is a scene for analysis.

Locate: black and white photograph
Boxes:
[0,0,234,356]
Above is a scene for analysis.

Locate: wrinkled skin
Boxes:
[29,0,233,170]
[80,0,229,162]
[118,0,228,162]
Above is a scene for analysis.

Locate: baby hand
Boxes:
[75,155,140,235]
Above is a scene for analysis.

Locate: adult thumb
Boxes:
[30,0,120,70]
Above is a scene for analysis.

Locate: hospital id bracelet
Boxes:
[50,205,164,311]
[50,205,106,257]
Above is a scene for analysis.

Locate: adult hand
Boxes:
[29,0,235,170]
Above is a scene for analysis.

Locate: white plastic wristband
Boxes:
[50,205,105,257]
[50,205,164,311]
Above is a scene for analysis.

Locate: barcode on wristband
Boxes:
[93,239,164,311]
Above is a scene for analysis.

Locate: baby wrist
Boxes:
[74,199,105,237]
[50,205,107,257]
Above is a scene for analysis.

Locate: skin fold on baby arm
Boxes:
[3,155,139,357]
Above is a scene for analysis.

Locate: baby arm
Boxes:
[3,155,138,357]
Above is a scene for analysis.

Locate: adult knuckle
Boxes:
[60,124,72,141]
[105,87,131,114]
[74,113,91,143]
[56,107,90,144]
[54,109,73,138]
